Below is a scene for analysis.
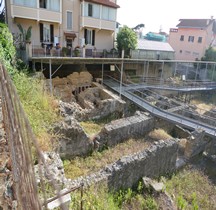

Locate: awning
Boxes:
[64,32,77,40]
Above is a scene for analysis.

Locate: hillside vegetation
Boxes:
[0,23,60,150]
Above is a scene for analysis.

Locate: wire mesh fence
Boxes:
[0,64,83,210]
[0,64,42,209]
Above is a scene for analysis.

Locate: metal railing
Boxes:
[31,44,118,58]
[103,77,216,137]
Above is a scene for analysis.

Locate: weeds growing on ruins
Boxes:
[166,167,216,210]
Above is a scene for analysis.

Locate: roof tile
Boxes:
[176,19,215,28]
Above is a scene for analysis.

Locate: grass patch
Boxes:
[80,121,102,136]
[13,72,61,137]
[80,112,122,136]
[148,128,172,141]
[64,138,152,179]
[70,182,158,210]
[165,167,216,210]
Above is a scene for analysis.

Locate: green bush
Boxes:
[0,23,16,74]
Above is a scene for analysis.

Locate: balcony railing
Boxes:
[31,45,118,58]
[11,4,61,23]
[81,16,116,31]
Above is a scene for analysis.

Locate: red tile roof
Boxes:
[80,0,120,8]
[177,19,215,29]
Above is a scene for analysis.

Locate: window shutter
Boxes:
[84,29,87,45]
[50,24,54,42]
[40,23,43,42]
[92,30,95,46]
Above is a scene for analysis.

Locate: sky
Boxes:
[117,0,216,34]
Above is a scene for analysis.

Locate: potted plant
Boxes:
[74,46,80,57]
[62,47,68,57]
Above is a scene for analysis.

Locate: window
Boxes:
[188,36,194,42]
[198,37,202,43]
[88,4,93,17]
[84,3,100,18]
[40,23,54,43]
[39,0,60,12]
[180,35,184,41]
[102,6,116,21]
[14,0,36,8]
[67,11,73,30]
[102,6,109,20]
[84,29,95,45]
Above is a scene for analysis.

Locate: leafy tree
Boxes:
[201,47,216,62]
[132,23,145,31]
[116,26,137,57]
[0,23,16,73]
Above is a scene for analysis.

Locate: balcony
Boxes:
[11,4,61,23]
[81,16,116,31]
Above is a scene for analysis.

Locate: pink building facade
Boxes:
[169,19,216,61]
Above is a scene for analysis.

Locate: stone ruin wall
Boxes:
[55,111,155,158]
[98,111,154,148]
[67,139,180,192]
[65,128,209,192]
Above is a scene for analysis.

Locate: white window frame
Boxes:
[66,11,73,30]
[43,23,50,42]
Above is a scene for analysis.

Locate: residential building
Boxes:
[169,18,216,61]
[5,0,119,57]
[131,39,175,60]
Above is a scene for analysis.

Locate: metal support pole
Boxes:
[49,59,52,95]
[102,62,104,85]
[80,183,84,210]
[211,63,215,82]
[174,62,177,77]
[142,61,146,83]
[160,61,164,86]
[146,61,149,84]
[185,62,189,82]
[41,59,43,71]
[33,60,36,72]
[195,62,199,86]
[119,50,124,98]
[205,63,208,81]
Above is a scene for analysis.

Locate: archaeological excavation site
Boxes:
[1,60,216,209]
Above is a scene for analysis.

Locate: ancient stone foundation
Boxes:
[98,111,154,147]
[67,139,179,192]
